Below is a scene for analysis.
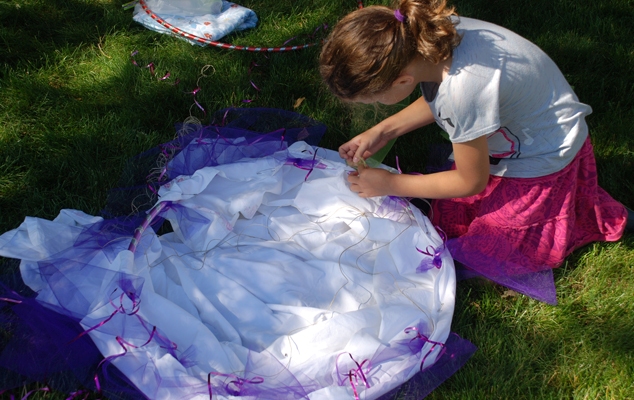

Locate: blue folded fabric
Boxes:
[133,0,258,45]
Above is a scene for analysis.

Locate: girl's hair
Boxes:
[319,0,460,100]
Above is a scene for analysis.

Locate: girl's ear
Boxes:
[392,73,415,87]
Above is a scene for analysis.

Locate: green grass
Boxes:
[1,0,633,398]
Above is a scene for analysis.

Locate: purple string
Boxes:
[136,314,178,352]
[220,109,230,126]
[90,313,161,395]
[282,36,297,46]
[147,62,155,75]
[304,148,319,181]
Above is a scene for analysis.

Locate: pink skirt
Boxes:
[430,137,626,303]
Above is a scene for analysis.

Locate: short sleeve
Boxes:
[443,57,503,143]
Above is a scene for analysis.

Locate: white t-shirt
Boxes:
[423,17,592,178]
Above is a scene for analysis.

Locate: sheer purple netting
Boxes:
[0,108,475,399]
[0,282,143,399]
[4,257,462,399]
[102,107,326,221]
[376,333,477,400]
[45,265,311,400]
[449,237,557,304]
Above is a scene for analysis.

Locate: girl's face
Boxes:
[353,78,418,105]
[351,57,450,105]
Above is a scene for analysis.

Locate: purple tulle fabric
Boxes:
[0,108,475,399]
[448,239,557,304]
[376,333,477,400]
[0,282,143,399]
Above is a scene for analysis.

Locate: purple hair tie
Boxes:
[394,9,406,22]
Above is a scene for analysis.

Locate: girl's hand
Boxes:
[339,127,391,164]
[340,97,436,163]
[347,136,490,200]
[347,164,394,198]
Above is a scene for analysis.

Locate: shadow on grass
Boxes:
[0,0,134,74]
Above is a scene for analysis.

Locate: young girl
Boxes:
[319,0,631,302]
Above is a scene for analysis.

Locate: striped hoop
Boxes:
[137,0,364,52]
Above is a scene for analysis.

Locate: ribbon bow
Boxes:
[415,228,447,272]
[404,326,447,372]
[208,372,264,398]
[336,353,371,400]
[285,148,325,181]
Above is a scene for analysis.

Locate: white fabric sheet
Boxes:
[0,142,456,399]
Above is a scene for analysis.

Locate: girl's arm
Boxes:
[339,97,436,163]
[348,135,490,199]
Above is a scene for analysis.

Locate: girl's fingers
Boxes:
[353,147,367,163]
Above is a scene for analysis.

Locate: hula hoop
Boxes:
[128,201,170,253]
[137,0,364,52]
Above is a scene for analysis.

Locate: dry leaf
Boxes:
[293,97,305,109]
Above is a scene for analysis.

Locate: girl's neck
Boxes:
[409,55,453,84]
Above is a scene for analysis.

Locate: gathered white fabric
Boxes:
[0,142,456,399]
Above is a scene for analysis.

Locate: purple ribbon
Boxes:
[0,297,22,304]
[242,62,261,103]
[145,142,180,193]
[285,150,327,181]
[404,326,447,372]
[187,87,206,115]
[415,228,447,272]
[65,390,90,400]
[63,284,169,396]
[67,289,140,345]
[283,23,328,46]
[20,386,50,400]
[93,326,157,393]
[207,372,264,398]
[0,386,51,400]
[131,51,178,84]
[336,353,371,400]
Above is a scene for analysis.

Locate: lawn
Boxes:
[0,0,633,398]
